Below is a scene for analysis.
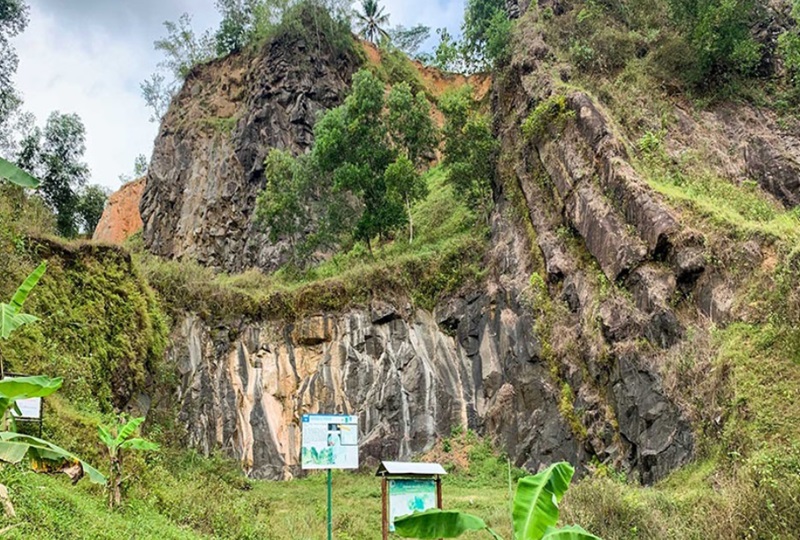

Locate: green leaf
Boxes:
[0,157,40,188]
[394,509,490,538]
[97,425,114,449]
[0,305,38,340]
[0,431,106,485]
[0,440,31,463]
[541,526,602,540]
[114,416,145,446]
[119,438,160,452]
[10,262,47,312]
[512,462,575,540]
[0,376,63,401]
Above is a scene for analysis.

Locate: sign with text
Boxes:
[11,397,41,419]
[388,479,437,532]
[301,414,358,470]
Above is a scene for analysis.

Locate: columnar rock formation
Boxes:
[140,19,360,272]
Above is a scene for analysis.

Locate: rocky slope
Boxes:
[137,12,698,485]
[139,3,799,489]
[93,177,145,244]
[140,14,360,272]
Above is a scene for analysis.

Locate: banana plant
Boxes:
[0,262,46,342]
[0,263,106,486]
[99,416,159,508]
[0,157,39,188]
[394,462,601,540]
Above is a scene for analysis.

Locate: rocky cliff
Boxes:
[141,3,800,487]
[93,177,145,244]
[140,12,361,272]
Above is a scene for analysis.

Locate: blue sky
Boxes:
[12,0,465,190]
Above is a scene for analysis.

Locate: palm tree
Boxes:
[355,0,390,43]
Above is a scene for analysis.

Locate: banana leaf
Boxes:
[0,157,39,188]
[0,376,62,418]
[512,462,575,540]
[0,431,106,485]
[394,509,502,539]
[0,262,47,340]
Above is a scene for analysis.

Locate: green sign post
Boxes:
[301,413,359,540]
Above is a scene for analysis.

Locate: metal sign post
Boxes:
[301,413,359,540]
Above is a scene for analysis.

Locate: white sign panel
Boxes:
[301,414,358,470]
[12,397,41,419]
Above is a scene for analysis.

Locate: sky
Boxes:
[11,0,465,191]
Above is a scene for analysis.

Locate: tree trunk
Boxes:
[109,452,122,509]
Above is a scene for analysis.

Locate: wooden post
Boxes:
[436,476,443,540]
[382,475,388,540]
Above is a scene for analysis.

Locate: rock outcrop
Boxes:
[140,14,361,272]
[170,292,690,483]
[93,178,145,244]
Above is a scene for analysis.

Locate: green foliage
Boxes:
[259,69,437,256]
[440,85,498,221]
[354,0,390,43]
[521,95,574,141]
[0,375,60,421]
[0,156,38,188]
[0,431,105,485]
[0,0,28,147]
[0,261,44,340]
[665,0,762,86]
[18,112,89,237]
[431,27,466,73]
[376,44,427,94]
[388,24,431,57]
[462,0,507,69]
[395,509,499,539]
[99,415,159,508]
[75,185,108,237]
[395,462,600,540]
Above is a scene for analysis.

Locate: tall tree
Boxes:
[20,112,90,237]
[76,184,108,236]
[354,0,390,43]
[388,24,430,57]
[0,0,29,155]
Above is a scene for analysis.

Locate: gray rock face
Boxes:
[745,136,800,208]
[170,290,690,483]
[140,27,360,272]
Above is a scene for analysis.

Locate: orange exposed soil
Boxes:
[93,177,145,244]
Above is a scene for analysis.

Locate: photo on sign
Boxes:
[301,414,359,470]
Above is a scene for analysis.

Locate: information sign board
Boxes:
[388,479,437,532]
[301,414,358,469]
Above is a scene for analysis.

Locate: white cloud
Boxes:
[12,0,464,192]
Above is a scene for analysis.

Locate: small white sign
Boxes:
[301,414,358,470]
[12,397,42,419]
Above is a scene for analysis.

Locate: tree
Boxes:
[76,184,108,236]
[313,69,435,247]
[22,112,90,237]
[256,69,437,259]
[462,0,506,68]
[440,85,497,222]
[98,416,159,509]
[133,154,148,177]
[141,13,216,123]
[0,0,28,149]
[395,462,601,540]
[431,27,466,73]
[388,24,430,57]
[354,0,390,43]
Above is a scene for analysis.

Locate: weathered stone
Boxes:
[611,349,693,484]
[745,136,800,208]
[141,22,360,272]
